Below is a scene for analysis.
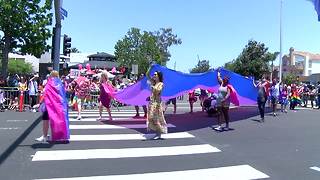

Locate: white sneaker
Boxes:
[76,116,82,120]
[214,126,222,131]
[35,136,47,142]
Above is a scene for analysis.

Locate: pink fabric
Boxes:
[227,84,240,106]
[102,82,116,98]
[44,78,69,141]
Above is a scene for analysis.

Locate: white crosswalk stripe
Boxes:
[31,107,269,179]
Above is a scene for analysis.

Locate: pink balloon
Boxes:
[111,67,116,73]
[86,63,91,71]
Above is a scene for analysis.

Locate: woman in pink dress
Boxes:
[97,71,115,121]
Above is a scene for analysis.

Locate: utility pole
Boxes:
[279,0,283,82]
[53,0,62,71]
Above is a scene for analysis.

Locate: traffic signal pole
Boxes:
[53,0,62,72]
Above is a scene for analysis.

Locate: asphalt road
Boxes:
[0,100,320,180]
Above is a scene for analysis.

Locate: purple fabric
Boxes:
[114,64,257,106]
[44,77,70,141]
[99,82,115,108]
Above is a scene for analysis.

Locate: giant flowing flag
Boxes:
[44,77,70,141]
[309,0,320,21]
[114,64,257,106]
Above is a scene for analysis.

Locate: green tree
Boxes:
[282,73,297,85]
[71,47,81,53]
[152,28,182,65]
[114,28,162,74]
[0,0,53,77]
[224,40,275,79]
[114,27,182,74]
[190,60,211,73]
[7,59,32,74]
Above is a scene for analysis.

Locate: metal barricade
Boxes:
[0,87,40,111]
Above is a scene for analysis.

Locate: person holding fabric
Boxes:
[133,73,148,118]
[97,71,114,121]
[188,90,197,113]
[165,97,177,114]
[253,78,268,122]
[146,66,167,140]
[36,71,70,142]
[214,70,231,131]
[199,89,208,111]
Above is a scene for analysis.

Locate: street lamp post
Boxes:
[53,0,62,71]
[279,0,283,82]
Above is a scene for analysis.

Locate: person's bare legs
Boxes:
[106,107,112,121]
[189,101,193,113]
[98,102,103,120]
[77,99,82,120]
[43,120,49,137]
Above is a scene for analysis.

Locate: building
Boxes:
[9,53,39,73]
[282,47,320,77]
[69,52,119,69]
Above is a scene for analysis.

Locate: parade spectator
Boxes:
[317,82,320,109]
[8,97,18,111]
[309,85,317,109]
[302,84,310,107]
[214,70,231,131]
[146,67,167,140]
[29,74,39,112]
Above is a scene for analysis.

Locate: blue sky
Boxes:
[61,0,320,72]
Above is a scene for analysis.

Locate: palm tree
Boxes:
[269,52,280,80]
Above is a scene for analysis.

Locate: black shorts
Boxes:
[42,110,49,120]
[271,96,277,105]
[166,98,176,105]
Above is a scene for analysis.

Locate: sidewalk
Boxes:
[0,111,42,164]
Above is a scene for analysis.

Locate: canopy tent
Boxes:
[93,71,115,79]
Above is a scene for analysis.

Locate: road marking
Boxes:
[32,144,219,161]
[0,127,21,130]
[69,118,146,122]
[34,165,269,180]
[6,120,28,122]
[68,111,145,114]
[69,124,175,129]
[310,166,320,172]
[68,132,194,141]
[68,113,139,117]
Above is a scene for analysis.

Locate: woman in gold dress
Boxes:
[146,68,167,140]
